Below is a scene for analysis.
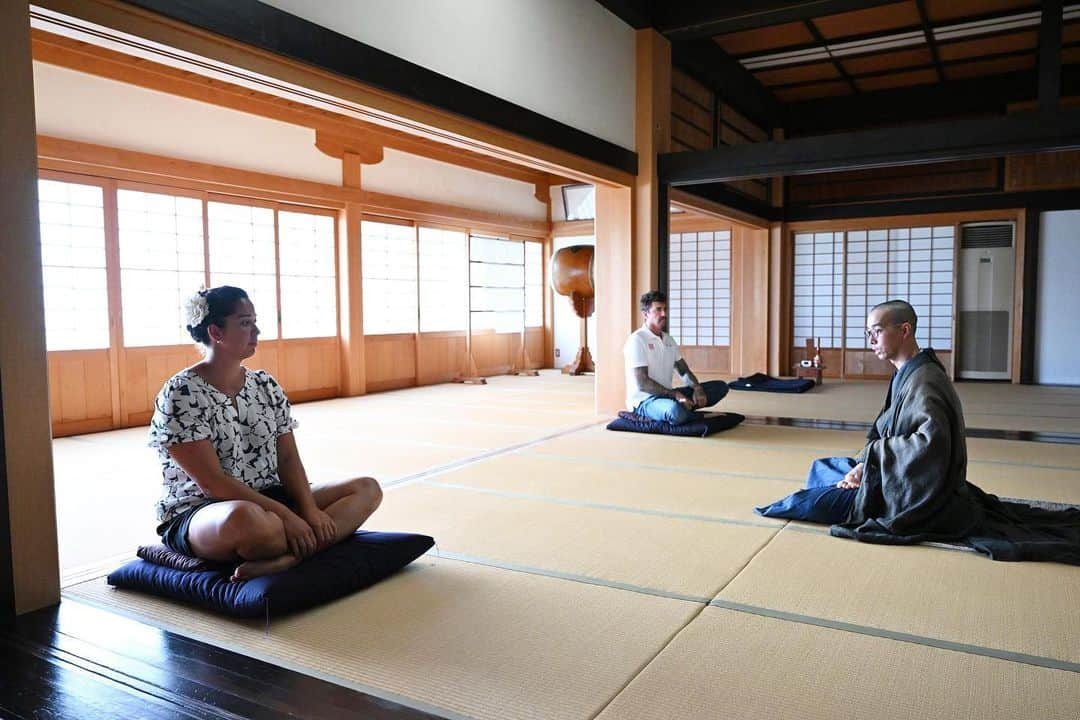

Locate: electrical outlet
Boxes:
[555,349,560,357]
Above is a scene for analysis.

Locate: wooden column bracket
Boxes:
[315,130,385,165]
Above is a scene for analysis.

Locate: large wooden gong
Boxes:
[550,245,595,374]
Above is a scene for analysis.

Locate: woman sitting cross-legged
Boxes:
[150,285,382,581]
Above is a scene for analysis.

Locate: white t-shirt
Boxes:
[148,368,299,526]
[623,324,683,410]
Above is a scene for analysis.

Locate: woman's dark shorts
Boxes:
[156,484,295,556]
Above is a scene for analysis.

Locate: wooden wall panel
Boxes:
[681,346,731,375]
[364,334,416,392]
[279,337,339,401]
[1005,150,1080,191]
[121,345,201,425]
[788,159,998,205]
[525,328,545,369]
[471,331,517,376]
[671,68,713,152]
[417,332,467,385]
[48,350,113,436]
[672,69,713,109]
[672,116,711,150]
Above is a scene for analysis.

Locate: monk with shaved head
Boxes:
[757,299,1080,564]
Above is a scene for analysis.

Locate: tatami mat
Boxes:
[964,463,1080,505]
[66,557,700,720]
[371,483,780,600]
[295,436,482,483]
[965,436,1080,469]
[55,371,1080,719]
[418,453,802,524]
[523,425,848,481]
[715,377,1080,434]
[715,527,1080,665]
[520,423,1080,505]
[595,606,1080,720]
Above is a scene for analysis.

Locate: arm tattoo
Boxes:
[674,359,699,386]
[633,366,676,398]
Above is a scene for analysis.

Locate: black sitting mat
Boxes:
[606,411,745,437]
[729,372,815,393]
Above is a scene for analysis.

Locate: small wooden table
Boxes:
[793,365,823,385]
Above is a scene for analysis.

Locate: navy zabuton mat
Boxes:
[729,372,815,393]
[107,530,434,618]
[606,411,745,437]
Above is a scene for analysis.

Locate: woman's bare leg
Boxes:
[186,501,299,581]
[310,476,383,546]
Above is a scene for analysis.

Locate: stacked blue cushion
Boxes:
[108,530,434,618]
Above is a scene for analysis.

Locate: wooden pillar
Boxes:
[633,29,671,303]
[594,184,634,414]
[768,129,787,376]
[767,222,784,376]
[730,225,771,377]
[338,152,366,396]
[0,0,60,616]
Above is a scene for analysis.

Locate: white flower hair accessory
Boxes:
[184,288,210,329]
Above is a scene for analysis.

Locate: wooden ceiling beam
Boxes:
[654,0,903,40]
[660,108,1080,184]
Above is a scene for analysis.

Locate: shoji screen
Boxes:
[792,231,844,349]
[668,230,731,346]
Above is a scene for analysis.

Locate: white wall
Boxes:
[365,149,544,219]
[34,62,341,185]
[1034,210,1080,385]
[258,0,636,150]
[33,62,545,218]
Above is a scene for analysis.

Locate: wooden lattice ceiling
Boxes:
[711,0,1077,102]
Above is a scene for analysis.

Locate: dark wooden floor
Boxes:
[0,599,444,719]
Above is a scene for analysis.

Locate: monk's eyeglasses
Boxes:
[865,324,899,341]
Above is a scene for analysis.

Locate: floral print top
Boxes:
[148,368,298,525]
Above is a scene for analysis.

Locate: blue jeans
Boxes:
[634,380,729,425]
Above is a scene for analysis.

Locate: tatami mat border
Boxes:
[428,550,713,604]
[522,451,809,483]
[430,535,1079,676]
[707,598,1080,674]
[743,415,1080,445]
[410,479,785,530]
[531,438,1080,472]
[382,420,607,488]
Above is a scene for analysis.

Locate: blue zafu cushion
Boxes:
[729,372,815,393]
[107,530,434,618]
[754,457,857,523]
[606,411,744,437]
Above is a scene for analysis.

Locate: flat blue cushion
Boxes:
[729,373,815,393]
[107,530,434,618]
[606,411,744,437]
[754,457,858,523]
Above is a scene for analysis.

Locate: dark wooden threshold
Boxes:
[742,415,1080,445]
[0,599,444,720]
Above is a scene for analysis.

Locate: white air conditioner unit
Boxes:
[957,222,1014,380]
